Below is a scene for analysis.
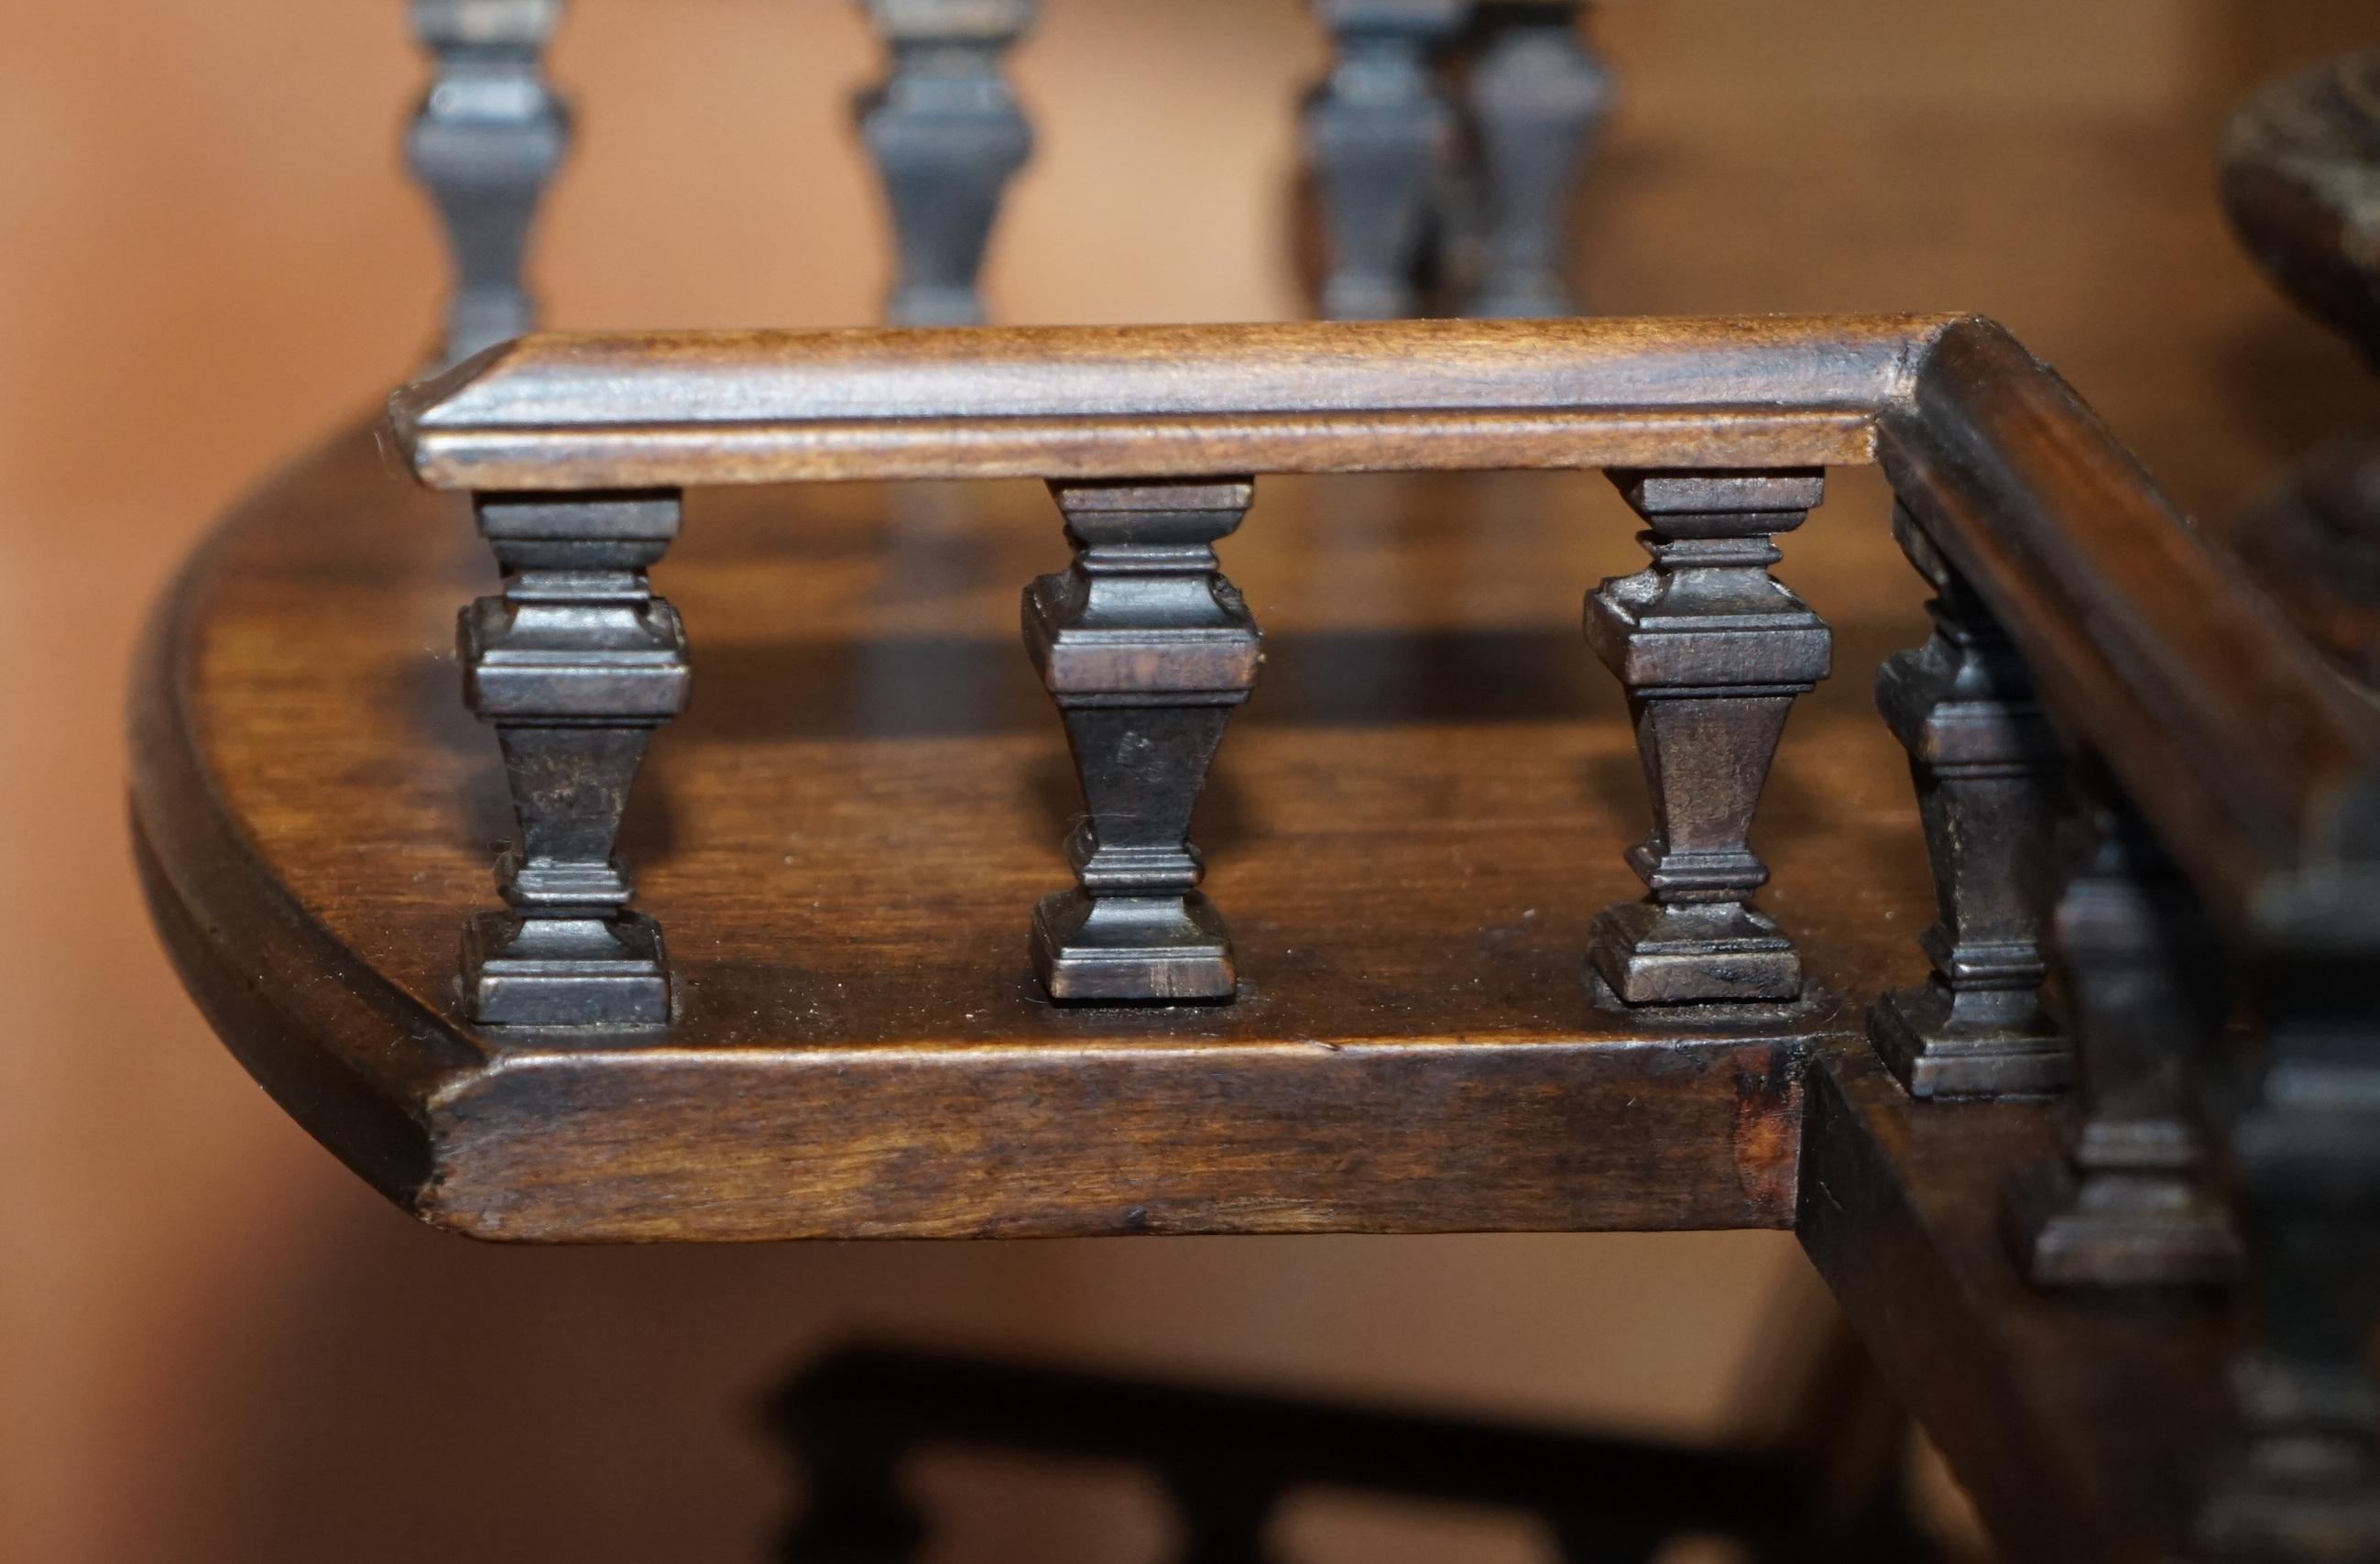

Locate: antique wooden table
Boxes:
[127,8,2380,1559]
[130,314,2380,1563]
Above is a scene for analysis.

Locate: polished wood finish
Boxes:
[1585,468,1831,1004]
[125,311,2360,1241]
[1878,320,2380,941]
[1798,1039,2232,1564]
[136,424,1847,1240]
[1867,502,2066,1099]
[457,492,689,1023]
[389,315,1930,487]
[395,313,2380,934]
[1025,480,1262,1002]
[770,1337,1931,1562]
[138,312,2380,1558]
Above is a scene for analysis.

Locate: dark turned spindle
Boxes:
[856,0,1035,327]
[407,0,570,369]
[1304,0,1466,321]
[1024,480,1261,1004]
[459,493,690,1026]
[2200,958,2380,1559]
[2004,798,2238,1287]
[1870,503,2069,1099]
[1458,1,1608,318]
[1586,469,1831,1006]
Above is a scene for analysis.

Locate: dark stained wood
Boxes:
[388,314,1944,487]
[1877,317,2380,945]
[1585,468,1832,1005]
[2003,794,2238,1289]
[138,306,2380,1557]
[1301,0,1609,323]
[396,313,2380,937]
[2210,954,2380,1561]
[2211,60,2380,1548]
[1798,1037,2233,1564]
[134,422,1907,1241]
[769,1340,1927,1561]
[457,492,690,1024]
[1866,501,2067,1099]
[144,314,2380,1244]
[1025,480,1263,1003]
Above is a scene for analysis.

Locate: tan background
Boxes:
[7,2,2380,1560]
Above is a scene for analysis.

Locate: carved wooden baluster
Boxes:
[1458,1,1608,318]
[856,0,1035,327]
[1304,0,1467,320]
[2200,961,2380,1559]
[459,493,690,1025]
[1869,504,2069,1098]
[1586,470,1832,1005]
[1025,480,1261,1003]
[408,0,570,369]
[2004,798,2238,1286]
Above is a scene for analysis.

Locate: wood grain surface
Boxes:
[396,312,2380,943]
[140,311,2380,1241]
[133,420,1944,1241]
[1798,1040,2232,1564]
[390,314,1944,487]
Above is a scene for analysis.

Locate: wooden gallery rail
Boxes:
[133,314,2380,1562]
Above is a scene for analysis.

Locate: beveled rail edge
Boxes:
[388,314,1943,485]
[389,312,2380,945]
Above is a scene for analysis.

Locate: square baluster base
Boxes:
[2003,1161,2241,1289]
[1587,900,1801,1006]
[1032,891,1238,1005]
[1869,983,2070,1100]
[463,911,671,1027]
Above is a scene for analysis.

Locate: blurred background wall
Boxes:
[5,2,2379,1560]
